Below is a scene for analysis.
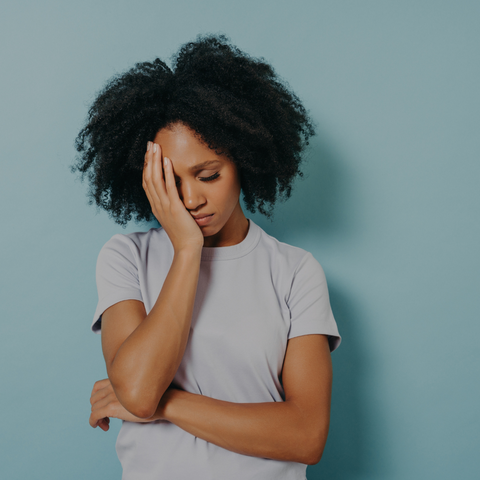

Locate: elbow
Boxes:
[127,402,157,420]
[108,372,160,419]
[301,422,329,466]
[303,440,326,466]
[121,386,160,419]
[304,446,324,466]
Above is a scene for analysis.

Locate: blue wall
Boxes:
[1,1,478,479]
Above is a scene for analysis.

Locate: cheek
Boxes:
[209,166,241,210]
[222,175,241,205]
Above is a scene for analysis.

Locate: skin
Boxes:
[89,122,333,465]
[149,123,249,248]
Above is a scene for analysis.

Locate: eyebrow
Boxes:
[188,160,221,172]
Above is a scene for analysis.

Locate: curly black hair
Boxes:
[71,33,316,227]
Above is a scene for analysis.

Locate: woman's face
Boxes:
[153,123,247,247]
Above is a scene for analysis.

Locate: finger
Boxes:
[151,143,168,204]
[91,379,113,399]
[143,143,157,198]
[90,407,111,428]
[95,417,109,430]
[144,143,166,208]
[143,141,154,179]
[90,383,113,405]
[91,391,117,413]
[89,409,103,428]
[90,394,117,427]
[98,418,110,432]
[91,378,111,396]
[143,142,157,194]
[163,157,179,201]
[142,173,155,212]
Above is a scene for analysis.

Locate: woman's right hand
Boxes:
[142,142,204,253]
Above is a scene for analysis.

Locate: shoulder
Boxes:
[101,226,164,249]
[98,227,168,260]
[252,222,340,350]
[254,222,316,274]
[251,221,328,296]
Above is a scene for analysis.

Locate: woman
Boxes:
[74,34,341,479]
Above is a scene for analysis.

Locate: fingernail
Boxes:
[164,157,168,167]
[153,143,157,153]
[147,141,151,151]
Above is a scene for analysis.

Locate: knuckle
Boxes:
[93,379,104,391]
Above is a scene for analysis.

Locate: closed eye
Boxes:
[175,172,220,186]
[199,172,220,182]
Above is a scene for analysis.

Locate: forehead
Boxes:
[153,124,227,169]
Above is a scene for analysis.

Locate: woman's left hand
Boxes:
[89,378,153,430]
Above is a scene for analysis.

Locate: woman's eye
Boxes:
[175,173,220,186]
[199,172,220,182]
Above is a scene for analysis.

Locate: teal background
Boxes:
[1,1,479,478]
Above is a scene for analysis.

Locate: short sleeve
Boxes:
[91,234,143,334]
[286,252,341,352]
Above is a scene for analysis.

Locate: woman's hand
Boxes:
[142,142,204,253]
[89,378,180,430]
[89,378,153,430]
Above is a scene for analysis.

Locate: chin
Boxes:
[202,227,219,238]
[201,220,224,239]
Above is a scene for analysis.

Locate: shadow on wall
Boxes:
[309,285,369,480]
[251,137,384,479]
[248,135,350,241]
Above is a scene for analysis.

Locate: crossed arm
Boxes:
[89,141,333,465]
[90,327,332,466]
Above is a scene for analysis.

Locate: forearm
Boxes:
[150,389,326,465]
[109,248,201,417]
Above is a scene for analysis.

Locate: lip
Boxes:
[192,213,214,226]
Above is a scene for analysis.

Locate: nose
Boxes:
[179,181,206,211]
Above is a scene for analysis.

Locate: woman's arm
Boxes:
[160,334,332,465]
[101,145,204,419]
[101,248,200,419]
[91,334,332,465]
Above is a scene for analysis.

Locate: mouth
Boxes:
[192,213,214,226]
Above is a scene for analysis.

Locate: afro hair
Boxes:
[71,33,316,227]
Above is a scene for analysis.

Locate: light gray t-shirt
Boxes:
[92,218,341,480]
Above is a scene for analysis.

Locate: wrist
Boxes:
[160,388,188,422]
[173,246,203,259]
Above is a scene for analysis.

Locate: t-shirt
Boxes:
[92,218,341,480]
